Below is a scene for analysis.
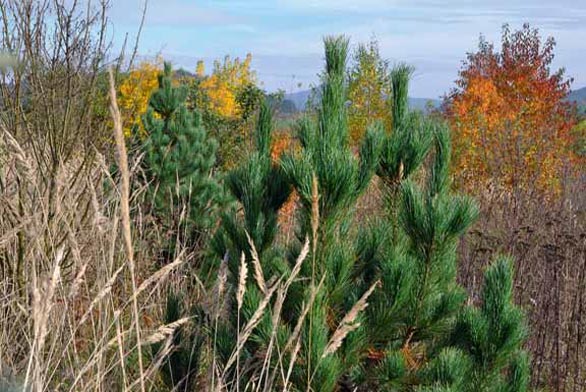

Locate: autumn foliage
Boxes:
[198,53,256,118]
[270,129,298,233]
[118,59,162,136]
[116,54,258,139]
[347,38,391,143]
[444,24,578,193]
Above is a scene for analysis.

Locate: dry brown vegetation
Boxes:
[0,73,325,392]
[458,183,586,391]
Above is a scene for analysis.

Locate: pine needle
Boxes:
[284,276,324,354]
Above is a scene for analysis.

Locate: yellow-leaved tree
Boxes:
[198,53,256,118]
[348,38,391,143]
[118,59,162,136]
[188,53,264,168]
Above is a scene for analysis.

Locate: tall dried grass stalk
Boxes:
[282,277,324,391]
[223,281,280,374]
[245,231,267,294]
[257,241,310,391]
[321,279,380,358]
[142,317,192,345]
[311,174,320,256]
[237,253,248,311]
[108,67,145,392]
[236,252,247,392]
[285,238,310,289]
[134,252,186,298]
[113,311,129,390]
[23,252,62,390]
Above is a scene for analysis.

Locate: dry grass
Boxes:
[109,67,146,392]
[458,183,586,392]
[0,68,193,391]
[321,279,379,359]
[0,105,363,391]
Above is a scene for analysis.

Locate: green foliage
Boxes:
[283,36,383,232]
[571,119,586,157]
[141,62,225,254]
[279,35,384,391]
[142,63,225,388]
[214,99,292,268]
[347,37,392,142]
[150,38,530,392]
[390,63,413,131]
[235,82,265,121]
[359,122,479,390]
[152,292,204,390]
[450,257,530,392]
[183,72,246,169]
[207,100,293,388]
[352,56,528,392]
[182,59,267,169]
[378,64,433,190]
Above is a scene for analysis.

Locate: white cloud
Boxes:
[114,0,586,95]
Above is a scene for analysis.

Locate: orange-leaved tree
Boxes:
[443,24,577,193]
[118,59,162,136]
[270,129,298,236]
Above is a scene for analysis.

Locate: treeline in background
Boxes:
[0,1,585,391]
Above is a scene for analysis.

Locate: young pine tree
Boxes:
[377,64,434,226]
[141,62,224,258]
[214,100,292,268]
[155,37,531,392]
[280,35,384,391]
[209,100,293,388]
[449,257,530,392]
[353,63,530,391]
[142,63,224,390]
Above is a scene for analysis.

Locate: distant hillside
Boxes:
[568,87,586,105]
[568,87,586,115]
[409,97,441,111]
[284,89,440,112]
[284,90,314,112]
[169,71,442,113]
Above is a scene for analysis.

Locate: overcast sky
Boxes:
[109,0,586,98]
